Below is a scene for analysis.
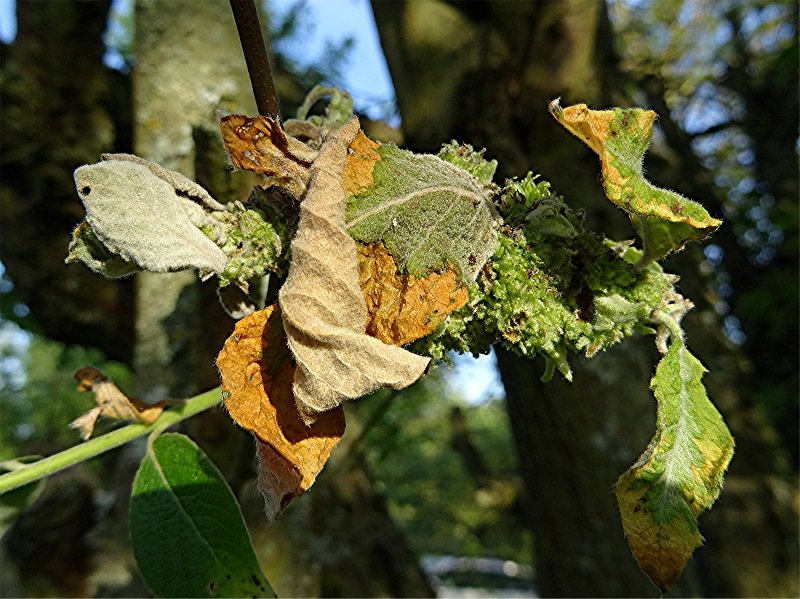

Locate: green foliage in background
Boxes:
[0,331,132,460]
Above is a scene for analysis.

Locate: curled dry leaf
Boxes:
[219,114,318,200]
[278,117,430,424]
[217,305,345,520]
[359,243,469,346]
[70,366,164,440]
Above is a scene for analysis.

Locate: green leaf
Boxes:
[130,433,274,598]
[437,141,497,186]
[615,338,734,591]
[346,144,499,282]
[550,100,721,263]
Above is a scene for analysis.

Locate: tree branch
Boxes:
[229,0,280,118]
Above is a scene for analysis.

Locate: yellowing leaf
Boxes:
[217,305,345,521]
[219,114,318,199]
[70,366,164,440]
[359,242,469,346]
[346,143,499,283]
[615,339,734,591]
[278,117,430,424]
[550,100,722,263]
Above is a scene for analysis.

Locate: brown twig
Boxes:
[229,0,280,118]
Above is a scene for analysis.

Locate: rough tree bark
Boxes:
[372,1,797,596]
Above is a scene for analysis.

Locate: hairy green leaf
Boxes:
[130,433,274,598]
[346,144,499,282]
[616,339,734,591]
[550,100,721,263]
[437,141,497,186]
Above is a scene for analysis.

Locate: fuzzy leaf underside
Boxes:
[72,159,228,275]
[346,144,498,283]
[616,339,734,591]
[550,101,721,262]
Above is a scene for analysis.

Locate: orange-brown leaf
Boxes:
[344,130,381,196]
[217,305,345,520]
[219,114,317,199]
[71,366,164,440]
[358,242,469,346]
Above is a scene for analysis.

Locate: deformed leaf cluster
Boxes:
[411,165,674,381]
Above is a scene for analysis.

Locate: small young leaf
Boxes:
[346,144,499,282]
[130,433,274,598]
[437,141,498,186]
[615,339,734,591]
[550,100,721,263]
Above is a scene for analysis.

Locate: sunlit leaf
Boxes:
[279,117,429,423]
[550,100,721,263]
[616,338,734,591]
[346,143,499,282]
[217,305,345,521]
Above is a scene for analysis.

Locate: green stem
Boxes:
[0,387,222,495]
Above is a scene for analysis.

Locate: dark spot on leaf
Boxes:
[81,186,91,196]
[622,112,633,128]
[207,580,218,596]
[251,574,261,586]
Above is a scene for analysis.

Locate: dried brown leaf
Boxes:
[278,117,430,424]
[70,366,164,440]
[219,114,318,199]
[359,243,469,346]
[217,305,345,520]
